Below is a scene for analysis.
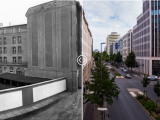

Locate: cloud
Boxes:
[83,0,142,51]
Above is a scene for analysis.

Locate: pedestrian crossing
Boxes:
[127,88,144,98]
[116,76,124,78]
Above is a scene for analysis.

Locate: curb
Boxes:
[127,89,155,120]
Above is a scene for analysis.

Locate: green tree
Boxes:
[93,51,96,59]
[105,57,110,62]
[114,51,122,63]
[83,56,120,107]
[125,50,138,72]
[102,51,109,61]
[141,74,150,100]
[94,52,101,61]
[153,80,160,112]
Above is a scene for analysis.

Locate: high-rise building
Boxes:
[104,46,107,51]
[106,32,120,55]
[132,0,160,75]
[117,37,123,57]
[0,24,28,75]
[123,29,133,61]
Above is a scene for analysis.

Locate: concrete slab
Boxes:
[5,112,17,118]
[12,110,22,116]
[0,114,9,120]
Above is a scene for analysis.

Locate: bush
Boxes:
[155,116,160,120]
[114,73,121,76]
[110,68,116,71]
[136,95,144,100]
[140,100,156,113]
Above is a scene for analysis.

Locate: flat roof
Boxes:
[0,73,51,84]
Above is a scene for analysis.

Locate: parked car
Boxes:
[123,69,128,72]
[122,68,125,71]
[147,75,158,81]
[125,74,131,79]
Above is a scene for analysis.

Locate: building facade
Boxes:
[104,46,107,51]
[117,37,123,57]
[106,32,120,55]
[94,49,99,52]
[110,44,113,55]
[83,10,93,84]
[132,0,160,75]
[0,24,28,75]
[123,29,133,61]
[25,1,82,91]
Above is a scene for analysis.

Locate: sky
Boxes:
[0,0,83,26]
[83,0,143,51]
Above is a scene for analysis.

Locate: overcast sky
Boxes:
[0,0,83,26]
[83,0,143,51]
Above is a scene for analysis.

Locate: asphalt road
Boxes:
[107,65,157,120]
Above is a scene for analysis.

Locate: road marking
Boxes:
[138,92,143,95]
[130,92,137,97]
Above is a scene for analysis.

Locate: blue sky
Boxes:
[83,0,143,51]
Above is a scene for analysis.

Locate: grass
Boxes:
[114,73,121,76]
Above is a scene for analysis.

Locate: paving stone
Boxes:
[5,112,16,118]
[12,110,22,116]
[0,114,9,120]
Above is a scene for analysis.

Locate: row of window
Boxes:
[0,57,22,63]
[0,36,21,45]
[0,28,21,34]
[151,1,160,8]
[151,9,160,15]
[0,46,22,54]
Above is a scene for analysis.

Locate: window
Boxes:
[159,1,160,6]
[155,10,157,15]
[155,18,157,23]
[3,29,6,34]
[3,47,7,54]
[0,38,2,45]
[0,47,2,54]
[0,57,2,63]
[155,1,157,7]
[3,37,6,44]
[10,67,13,72]
[18,28,21,32]
[12,28,16,33]
[12,47,16,54]
[4,57,7,63]
[152,18,154,23]
[13,57,16,63]
[4,67,6,71]
[152,1,154,7]
[18,57,22,63]
[18,46,22,54]
[152,10,154,15]
[18,36,21,43]
[12,37,16,44]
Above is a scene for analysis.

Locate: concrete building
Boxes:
[0,24,28,75]
[132,0,160,75]
[117,37,123,57]
[83,10,93,84]
[123,29,133,61]
[104,46,107,51]
[113,42,117,54]
[110,44,113,55]
[25,0,82,91]
[106,32,120,55]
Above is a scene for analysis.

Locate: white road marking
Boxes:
[130,92,137,97]
[138,92,143,95]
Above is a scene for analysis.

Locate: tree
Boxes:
[153,80,160,112]
[114,51,122,63]
[125,50,137,72]
[105,57,110,62]
[141,74,150,100]
[94,52,101,61]
[83,56,120,107]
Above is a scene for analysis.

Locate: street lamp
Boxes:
[101,42,106,79]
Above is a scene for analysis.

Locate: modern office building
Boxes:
[83,10,93,85]
[106,32,120,55]
[113,42,117,54]
[123,29,133,61]
[0,24,28,75]
[117,37,123,57]
[132,0,160,75]
[110,44,113,55]
[25,1,82,91]
[94,49,99,52]
[104,46,107,51]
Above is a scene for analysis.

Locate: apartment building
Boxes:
[106,32,120,55]
[132,0,160,75]
[83,10,93,84]
[0,24,28,75]
[123,29,133,61]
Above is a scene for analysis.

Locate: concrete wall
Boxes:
[0,77,66,112]
[25,1,82,92]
